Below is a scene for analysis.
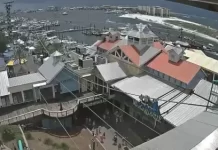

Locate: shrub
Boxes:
[52,143,60,149]
[25,132,34,140]
[60,143,69,150]
[43,138,53,146]
[2,128,15,142]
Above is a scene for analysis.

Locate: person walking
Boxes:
[89,118,92,126]
[92,120,95,128]
[59,103,63,111]
[113,134,117,145]
[98,126,101,133]
[116,117,118,124]
[118,143,122,150]
[92,129,95,136]
[122,137,125,146]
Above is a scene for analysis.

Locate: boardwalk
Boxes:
[0,93,102,125]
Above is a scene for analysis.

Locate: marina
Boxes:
[0,1,218,150]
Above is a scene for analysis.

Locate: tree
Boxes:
[0,32,8,54]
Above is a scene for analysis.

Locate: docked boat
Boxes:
[62,12,68,15]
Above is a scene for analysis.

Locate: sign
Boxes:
[133,100,162,122]
[83,99,106,108]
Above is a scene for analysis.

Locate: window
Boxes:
[1,96,10,107]
[170,77,175,83]
[164,74,169,81]
[159,72,164,78]
[24,89,34,102]
[134,38,140,42]
[154,70,158,76]
[12,92,23,104]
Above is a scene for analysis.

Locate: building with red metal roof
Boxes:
[146,52,206,89]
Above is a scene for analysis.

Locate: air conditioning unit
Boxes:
[95,55,108,65]
[78,57,93,68]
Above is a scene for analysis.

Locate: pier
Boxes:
[56,26,94,33]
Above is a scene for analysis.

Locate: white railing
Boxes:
[0,94,102,125]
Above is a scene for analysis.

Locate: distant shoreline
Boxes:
[120,14,218,43]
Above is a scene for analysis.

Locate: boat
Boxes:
[62,12,68,15]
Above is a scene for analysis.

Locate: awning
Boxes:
[33,82,46,88]
[7,59,27,66]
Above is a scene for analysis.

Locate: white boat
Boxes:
[62,12,68,15]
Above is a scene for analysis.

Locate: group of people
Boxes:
[85,108,129,150]
[113,134,128,150]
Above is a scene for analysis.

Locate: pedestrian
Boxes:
[13,143,17,150]
[96,127,98,136]
[85,117,88,125]
[59,103,63,111]
[113,135,117,145]
[103,132,105,139]
[103,114,106,120]
[122,137,125,146]
[118,143,122,150]
[116,117,118,124]
[106,109,109,118]
[98,126,101,133]
[92,129,95,136]
[100,134,104,143]
[89,118,92,125]
[92,120,95,128]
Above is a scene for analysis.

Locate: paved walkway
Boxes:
[96,126,124,150]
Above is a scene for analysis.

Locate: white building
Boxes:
[137,6,170,17]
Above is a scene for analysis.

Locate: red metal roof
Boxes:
[153,42,167,52]
[119,45,140,66]
[97,40,121,51]
[147,52,201,84]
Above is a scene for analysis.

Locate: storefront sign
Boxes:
[83,99,106,108]
[133,100,162,122]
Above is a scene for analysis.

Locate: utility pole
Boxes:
[180,28,183,41]
[4,1,14,41]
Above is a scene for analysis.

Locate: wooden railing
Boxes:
[0,94,102,125]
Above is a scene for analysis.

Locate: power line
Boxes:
[63,66,215,108]
[35,39,81,149]
[83,42,218,106]
[36,35,162,135]
[62,67,161,135]
[60,65,216,137]
[36,34,135,148]
[39,90,81,150]
[4,1,14,41]
[37,31,216,108]
[54,78,135,148]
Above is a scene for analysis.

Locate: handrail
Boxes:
[0,94,102,125]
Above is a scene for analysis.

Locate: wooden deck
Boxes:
[0,94,102,125]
